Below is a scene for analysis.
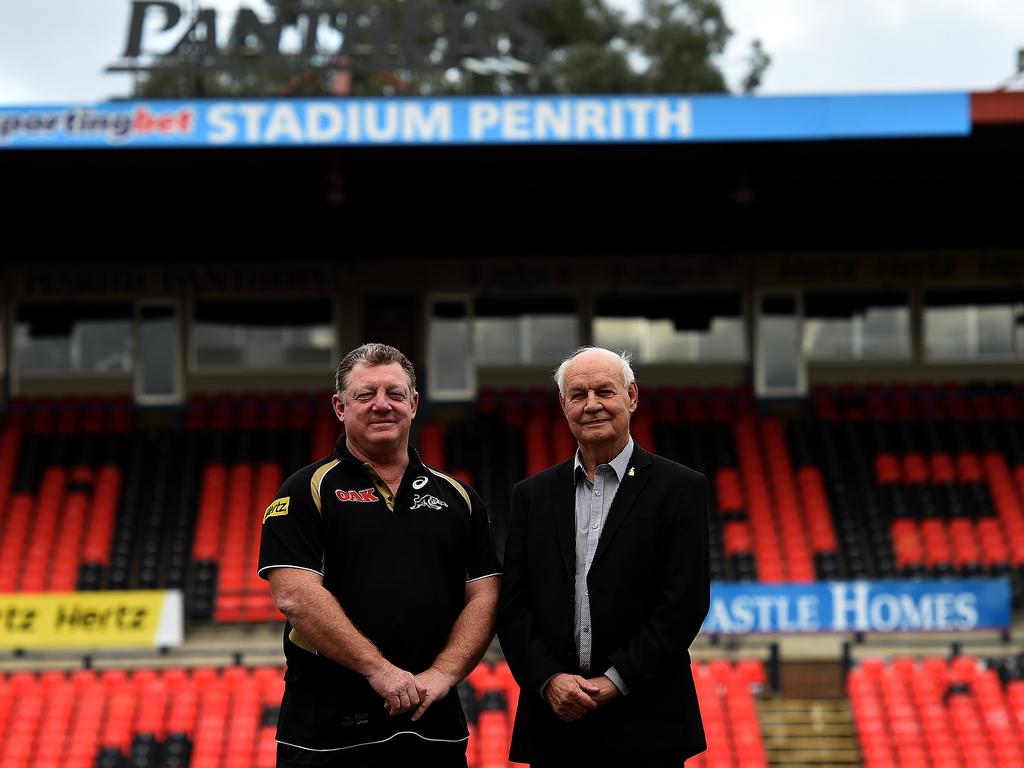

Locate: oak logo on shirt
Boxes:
[263,497,290,523]
[336,488,379,503]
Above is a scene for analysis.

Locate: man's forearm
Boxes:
[278,580,386,675]
[428,579,499,683]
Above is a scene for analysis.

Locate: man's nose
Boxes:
[584,392,601,410]
[371,392,391,409]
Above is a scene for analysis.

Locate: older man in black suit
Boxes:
[497,346,710,767]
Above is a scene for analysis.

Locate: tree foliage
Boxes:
[132,0,769,98]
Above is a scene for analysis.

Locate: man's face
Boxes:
[332,362,418,456]
[559,351,637,449]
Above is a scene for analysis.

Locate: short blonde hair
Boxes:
[335,343,417,396]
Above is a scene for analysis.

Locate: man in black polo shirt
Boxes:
[259,343,501,767]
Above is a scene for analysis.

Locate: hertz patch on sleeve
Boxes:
[263,497,290,523]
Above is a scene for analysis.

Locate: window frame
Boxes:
[186,296,337,374]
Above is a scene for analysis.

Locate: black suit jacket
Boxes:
[497,444,710,763]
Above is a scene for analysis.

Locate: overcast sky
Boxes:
[1,0,1022,105]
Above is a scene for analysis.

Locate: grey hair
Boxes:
[335,342,417,396]
[553,346,635,396]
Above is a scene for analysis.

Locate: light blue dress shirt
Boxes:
[570,436,634,696]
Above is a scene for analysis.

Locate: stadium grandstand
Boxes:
[1,86,1024,768]
[0,251,1022,768]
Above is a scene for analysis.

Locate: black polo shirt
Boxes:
[257,436,501,755]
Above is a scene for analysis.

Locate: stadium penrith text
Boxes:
[207,98,693,144]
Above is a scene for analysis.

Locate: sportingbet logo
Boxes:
[336,488,379,503]
[0,105,194,145]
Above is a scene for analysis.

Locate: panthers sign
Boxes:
[107,0,549,77]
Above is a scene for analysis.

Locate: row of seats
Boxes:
[792,388,1024,591]
[0,466,120,593]
[890,517,1019,571]
[4,396,134,434]
[876,452,991,485]
[0,660,766,768]
[850,656,1024,768]
[1,386,1022,617]
[183,392,324,432]
[686,660,767,768]
[467,658,768,768]
[812,382,1024,418]
[192,461,284,622]
[0,666,280,768]
[0,397,320,619]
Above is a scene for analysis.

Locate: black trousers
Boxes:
[277,736,468,768]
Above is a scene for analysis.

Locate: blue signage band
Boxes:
[0,93,971,149]
[701,579,1011,635]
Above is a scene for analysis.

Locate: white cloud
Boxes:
[720,0,1024,94]
[1,0,1023,103]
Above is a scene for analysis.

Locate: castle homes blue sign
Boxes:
[701,579,1011,635]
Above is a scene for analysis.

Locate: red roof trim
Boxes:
[971,92,1024,125]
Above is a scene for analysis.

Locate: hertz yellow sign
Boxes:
[0,591,183,649]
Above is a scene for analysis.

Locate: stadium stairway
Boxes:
[757,698,862,768]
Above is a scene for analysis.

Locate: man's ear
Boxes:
[332,393,345,423]
[628,382,638,413]
[410,391,419,420]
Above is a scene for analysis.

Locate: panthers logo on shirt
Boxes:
[411,494,448,510]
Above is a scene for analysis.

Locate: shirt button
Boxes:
[591,523,598,530]
[595,491,602,497]
[583,626,590,633]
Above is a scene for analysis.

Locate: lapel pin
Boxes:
[628,467,635,477]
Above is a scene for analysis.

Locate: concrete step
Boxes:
[759,699,852,712]
[758,697,862,768]
[761,729,856,741]
[759,710,854,724]
[765,748,862,762]
[764,735,860,749]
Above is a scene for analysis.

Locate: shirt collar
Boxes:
[573,436,634,483]
[334,434,424,471]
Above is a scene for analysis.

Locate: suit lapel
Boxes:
[553,460,576,578]
[592,445,652,569]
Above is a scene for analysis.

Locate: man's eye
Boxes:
[570,393,586,401]
[389,392,406,401]
[356,393,373,401]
